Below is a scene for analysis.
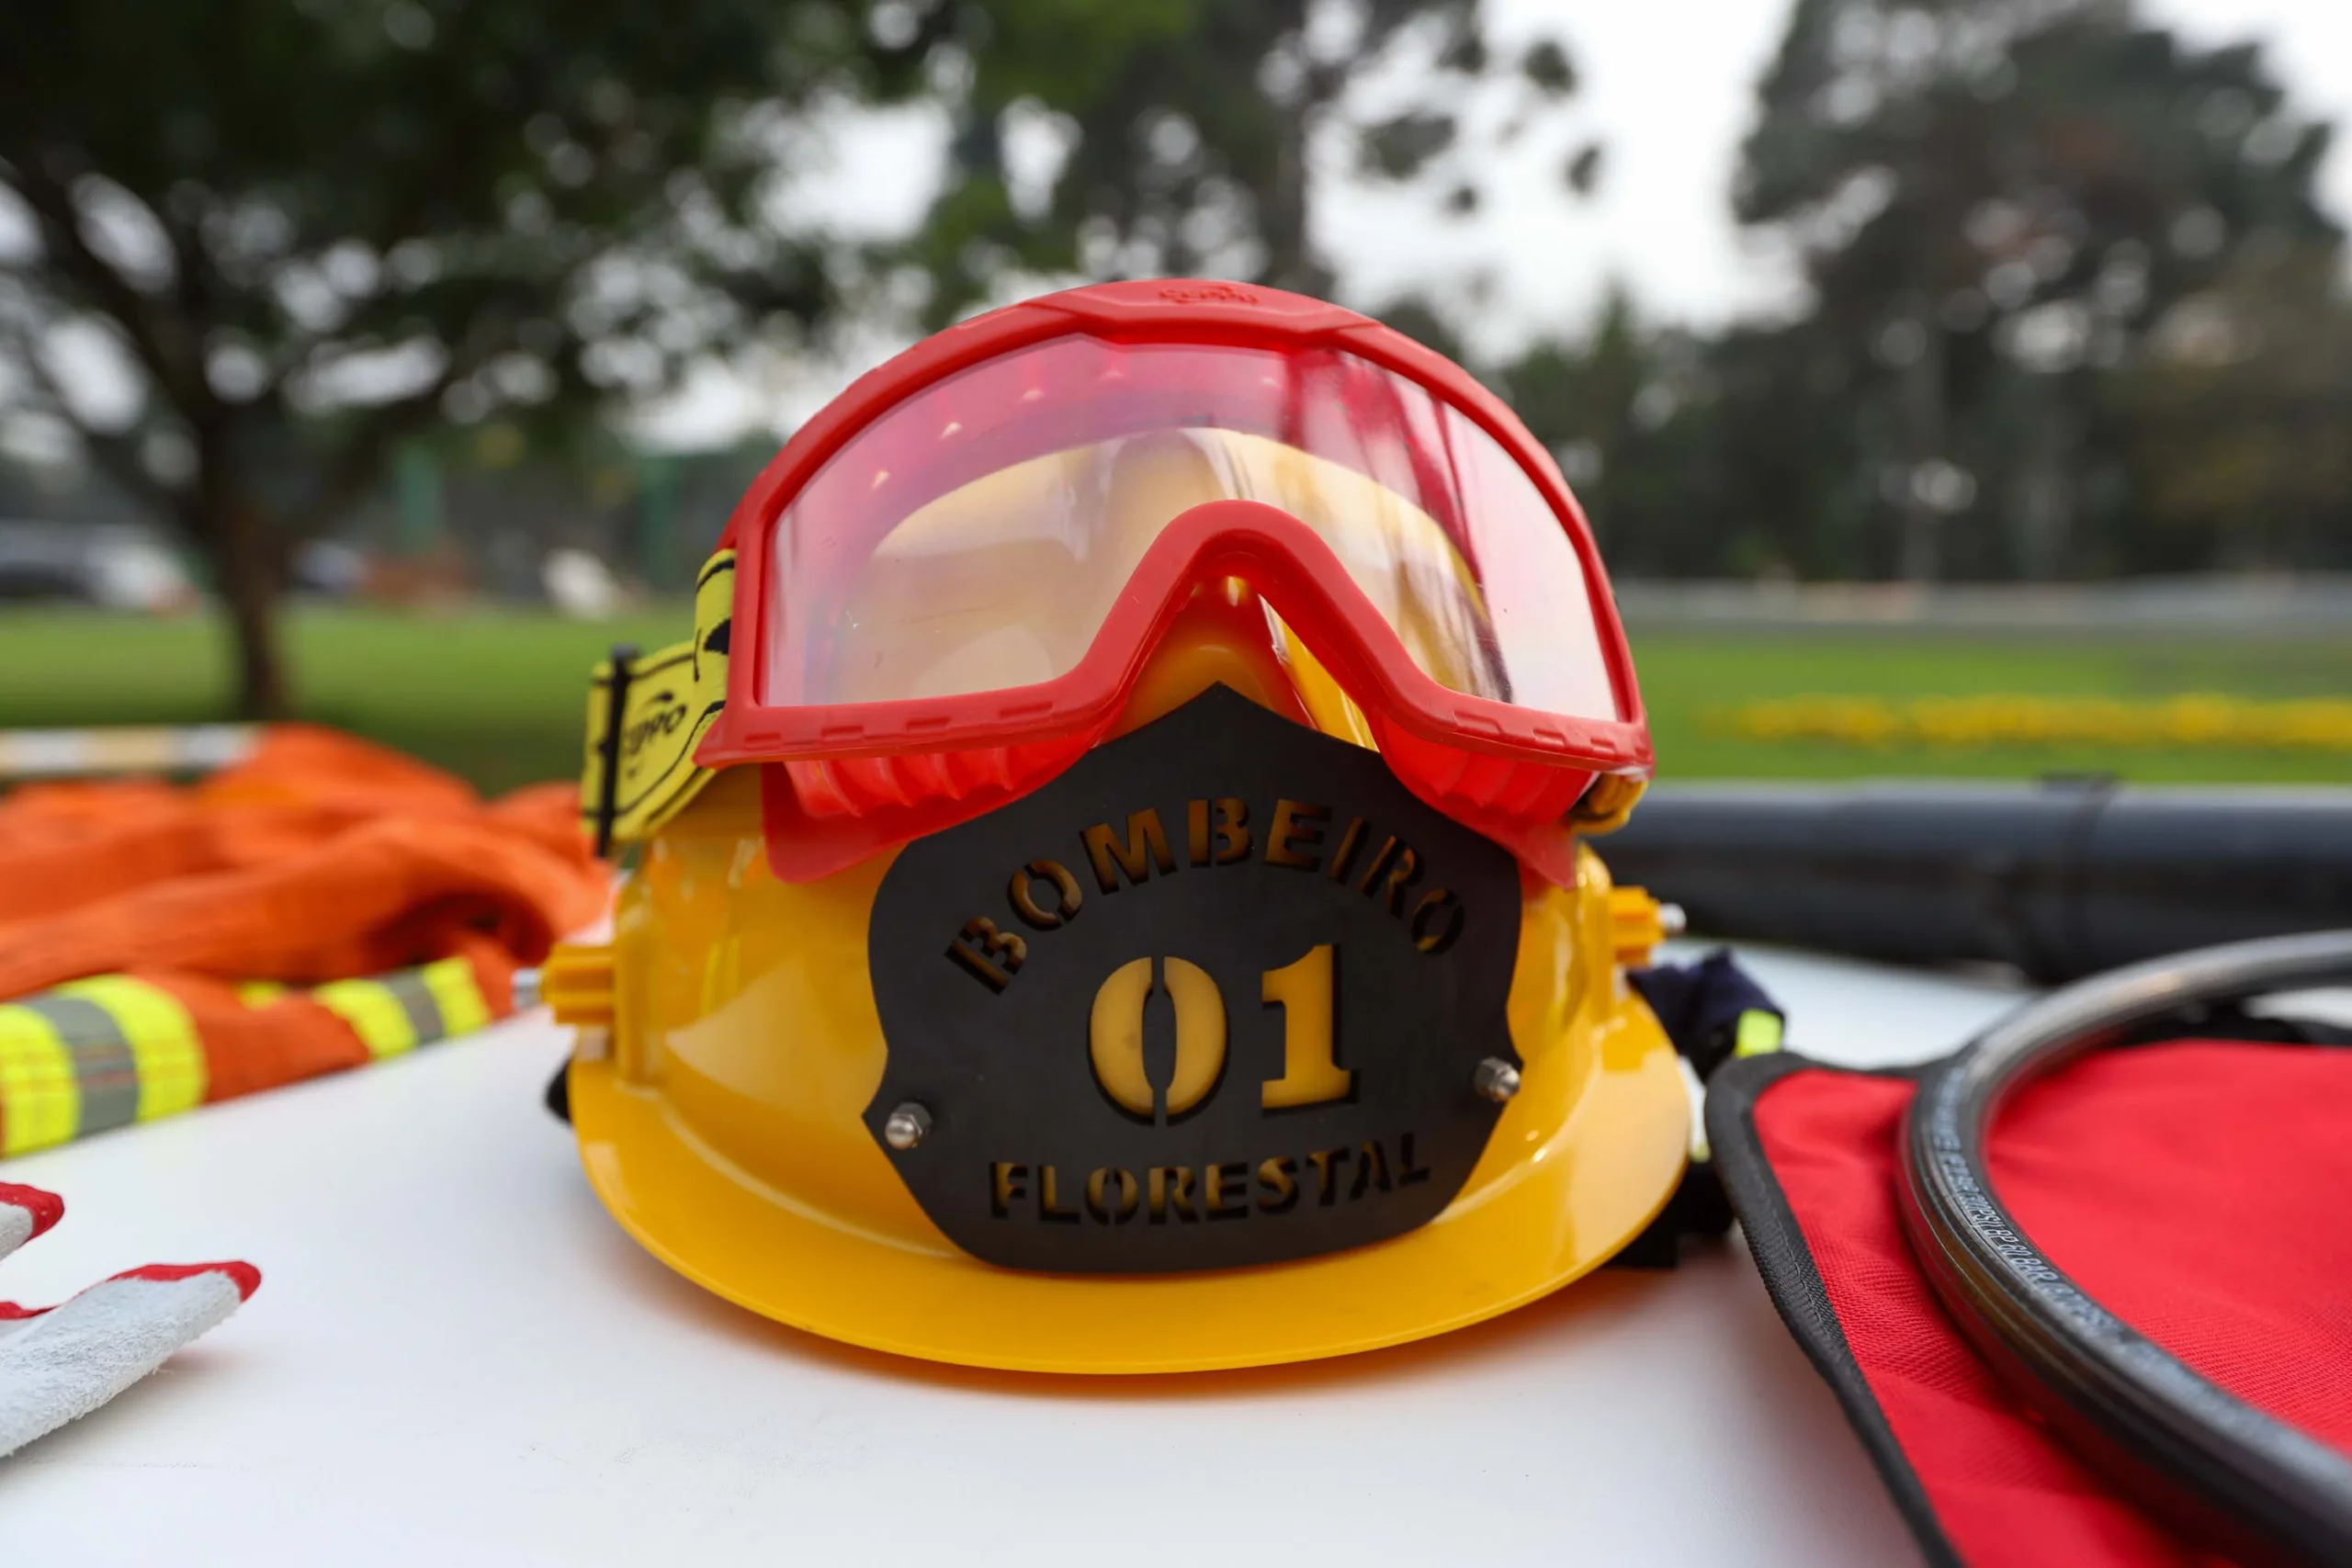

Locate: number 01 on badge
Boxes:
[550,281,1688,1373]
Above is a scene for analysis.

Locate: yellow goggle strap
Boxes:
[581,549,734,853]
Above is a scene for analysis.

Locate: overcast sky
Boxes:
[1323,0,2352,355]
[653,0,2352,442]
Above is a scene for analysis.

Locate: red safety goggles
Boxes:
[697,280,1652,883]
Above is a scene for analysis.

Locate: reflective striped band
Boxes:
[311,976,426,1059]
[0,978,204,1157]
[59,977,208,1122]
[311,957,493,1061]
[1734,1009,1786,1058]
[0,960,497,1156]
[0,1008,74,1156]
[417,956,492,1036]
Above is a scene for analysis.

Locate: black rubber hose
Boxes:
[1595,781,2352,981]
[1899,929,2352,1564]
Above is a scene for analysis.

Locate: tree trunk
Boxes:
[2011,393,2075,581]
[1264,49,1337,298]
[218,498,289,720]
[1263,92,1314,292]
[1897,293,1948,583]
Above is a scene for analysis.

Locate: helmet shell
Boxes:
[569,766,1688,1373]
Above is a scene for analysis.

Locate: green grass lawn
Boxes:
[0,607,2344,793]
[1635,629,2352,784]
[0,605,681,795]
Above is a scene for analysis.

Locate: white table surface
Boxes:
[1,943,2028,1566]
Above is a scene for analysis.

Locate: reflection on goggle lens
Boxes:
[764,336,1622,723]
[825,429,1506,705]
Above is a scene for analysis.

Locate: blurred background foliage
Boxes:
[0,0,2346,786]
[903,0,1597,307]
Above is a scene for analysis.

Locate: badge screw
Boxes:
[1473,1057,1521,1104]
[883,1102,933,1151]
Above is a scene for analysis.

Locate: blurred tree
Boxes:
[1498,296,1882,581]
[2112,243,2352,570]
[899,0,1596,317]
[1500,291,1705,571]
[0,0,936,715]
[1732,0,2339,580]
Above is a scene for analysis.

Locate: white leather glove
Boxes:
[0,1181,258,1458]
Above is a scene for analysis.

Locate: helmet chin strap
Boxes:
[579,548,736,854]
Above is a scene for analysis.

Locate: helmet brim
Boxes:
[568,995,1689,1375]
